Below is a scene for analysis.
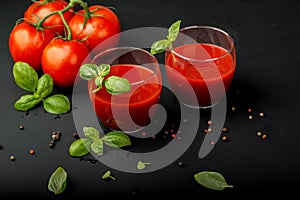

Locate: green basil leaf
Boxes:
[98,64,110,77]
[194,171,233,190]
[43,94,71,114]
[79,64,99,80]
[13,61,38,92]
[83,127,100,140]
[48,167,67,195]
[14,94,41,111]
[102,170,116,180]
[167,20,181,42]
[36,74,53,98]
[150,39,171,55]
[137,161,151,170]
[104,76,131,95]
[69,138,92,157]
[103,131,131,147]
[91,139,103,155]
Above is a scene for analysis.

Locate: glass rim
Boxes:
[170,25,235,63]
[91,46,160,86]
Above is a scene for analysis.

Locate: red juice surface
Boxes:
[88,64,162,131]
[165,43,236,107]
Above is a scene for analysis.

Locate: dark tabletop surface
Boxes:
[1,0,300,199]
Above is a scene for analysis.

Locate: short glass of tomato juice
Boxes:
[165,26,236,108]
[89,47,162,133]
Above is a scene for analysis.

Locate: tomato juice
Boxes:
[88,64,162,132]
[165,43,236,107]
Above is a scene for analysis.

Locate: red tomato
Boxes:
[8,22,55,71]
[68,5,121,52]
[42,38,90,88]
[24,0,74,36]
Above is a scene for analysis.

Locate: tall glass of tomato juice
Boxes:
[89,47,162,133]
[165,26,236,108]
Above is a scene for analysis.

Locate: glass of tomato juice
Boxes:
[165,26,236,108]
[88,47,162,133]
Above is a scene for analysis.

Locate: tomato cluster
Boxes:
[9,0,121,88]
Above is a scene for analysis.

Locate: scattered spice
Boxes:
[207,120,212,125]
[210,141,215,145]
[248,115,253,120]
[259,112,265,117]
[231,106,236,111]
[177,161,185,168]
[222,127,228,133]
[222,136,228,142]
[262,134,268,139]
[19,125,24,130]
[256,131,262,137]
[73,132,79,139]
[29,149,35,155]
[10,155,16,161]
[49,140,55,148]
[247,108,253,113]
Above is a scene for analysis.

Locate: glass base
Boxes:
[108,126,144,134]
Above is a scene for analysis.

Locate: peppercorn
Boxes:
[207,120,212,125]
[19,125,24,130]
[49,140,55,148]
[222,136,228,142]
[10,155,16,161]
[248,115,253,120]
[73,132,79,139]
[29,149,35,155]
[259,112,265,117]
[231,106,236,111]
[257,131,262,137]
[222,127,228,133]
[262,134,268,139]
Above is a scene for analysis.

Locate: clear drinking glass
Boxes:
[165,25,236,108]
[88,47,162,133]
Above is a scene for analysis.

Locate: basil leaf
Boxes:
[194,171,233,190]
[36,74,53,98]
[92,76,104,93]
[150,39,171,55]
[69,138,92,157]
[102,170,116,180]
[104,76,131,95]
[167,20,181,42]
[83,127,100,140]
[79,64,99,80]
[103,131,131,147]
[13,61,38,92]
[48,167,67,195]
[43,94,71,114]
[98,64,110,77]
[137,161,151,170]
[91,139,103,155]
[14,94,41,111]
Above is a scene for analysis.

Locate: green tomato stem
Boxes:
[59,11,72,40]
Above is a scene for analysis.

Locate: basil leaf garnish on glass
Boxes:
[79,63,131,95]
[150,20,181,55]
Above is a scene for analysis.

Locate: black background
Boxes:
[1,0,300,199]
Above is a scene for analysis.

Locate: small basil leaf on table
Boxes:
[194,171,233,190]
[102,170,116,180]
[91,139,104,155]
[102,131,131,147]
[36,74,53,98]
[14,94,41,111]
[48,167,67,195]
[43,94,71,114]
[13,61,38,92]
[69,138,92,157]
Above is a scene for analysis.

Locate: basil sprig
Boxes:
[13,62,71,114]
[79,64,131,94]
[69,126,131,157]
[194,171,233,190]
[48,167,67,195]
[150,20,181,55]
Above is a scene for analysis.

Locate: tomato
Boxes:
[68,5,121,52]
[41,38,90,88]
[24,0,74,36]
[8,22,55,71]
